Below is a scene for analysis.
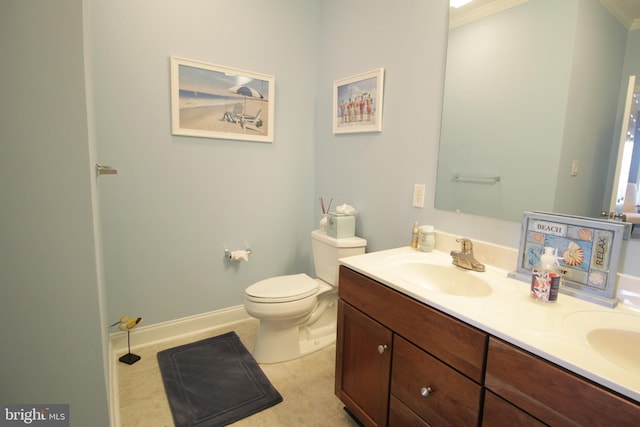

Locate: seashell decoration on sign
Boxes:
[562,242,585,266]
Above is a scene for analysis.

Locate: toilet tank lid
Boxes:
[246,273,318,300]
[312,229,367,248]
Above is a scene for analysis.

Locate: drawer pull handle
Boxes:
[377,344,388,354]
[420,386,433,398]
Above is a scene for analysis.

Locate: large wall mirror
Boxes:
[436,0,640,237]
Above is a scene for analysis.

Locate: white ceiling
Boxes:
[450,0,640,30]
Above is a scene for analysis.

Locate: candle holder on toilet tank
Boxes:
[109,316,143,365]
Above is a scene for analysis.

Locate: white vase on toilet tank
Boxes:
[244,229,366,363]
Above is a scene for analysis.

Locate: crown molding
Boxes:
[598,0,640,30]
[451,0,640,31]
[449,0,530,29]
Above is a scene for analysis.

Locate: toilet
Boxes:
[244,229,366,363]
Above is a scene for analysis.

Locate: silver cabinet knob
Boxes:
[421,386,433,398]
[377,344,388,354]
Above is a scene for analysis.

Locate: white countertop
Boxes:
[339,246,640,402]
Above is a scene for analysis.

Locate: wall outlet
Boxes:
[412,184,426,208]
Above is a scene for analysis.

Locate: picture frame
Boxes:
[333,68,384,134]
[170,56,275,143]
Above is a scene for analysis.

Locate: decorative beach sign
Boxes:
[170,56,275,143]
[509,212,627,308]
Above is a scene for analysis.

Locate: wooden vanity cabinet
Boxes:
[485,337,640,426]
[336,266,640,426]
[336,266,487,426]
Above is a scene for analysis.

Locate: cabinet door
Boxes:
[391,336,482,426]
[336,300,392,427]
[486,337,640,425]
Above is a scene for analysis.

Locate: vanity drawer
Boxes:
[339,266,488,382]
[391,336,482,426]
[486,337,640,425]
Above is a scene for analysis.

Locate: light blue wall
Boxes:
[0,0,110,425]
[90,0,320,325]
[313,0,540,251]
[315,0,451,250]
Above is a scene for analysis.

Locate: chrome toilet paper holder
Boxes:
[224,246,252,261]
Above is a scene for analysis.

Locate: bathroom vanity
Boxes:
[335,248,640,426]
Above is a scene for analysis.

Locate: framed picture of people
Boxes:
[170,56,275,143]
[333,68,384,134]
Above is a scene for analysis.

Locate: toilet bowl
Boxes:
[244,230,366,363]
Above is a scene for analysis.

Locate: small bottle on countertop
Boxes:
[411,221,419,249]
[530,247,561,303]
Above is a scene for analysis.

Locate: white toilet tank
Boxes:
[311,229,366,286]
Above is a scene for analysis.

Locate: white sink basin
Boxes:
[563,311,640,377]
[587,329,640,377]
[390,263,492,297]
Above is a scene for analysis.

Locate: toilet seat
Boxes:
[245,273,319,303]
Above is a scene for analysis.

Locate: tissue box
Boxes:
[327,213,355,238]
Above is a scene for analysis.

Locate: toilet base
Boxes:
[251,319,337,364]
[247,284,339,364]
[299,323,336,357]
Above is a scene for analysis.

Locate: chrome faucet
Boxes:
[450,238,485,272]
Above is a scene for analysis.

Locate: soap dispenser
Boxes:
[411,221,419,249]
[530,247,561,303]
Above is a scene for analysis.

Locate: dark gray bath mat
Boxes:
[158,331,282,426]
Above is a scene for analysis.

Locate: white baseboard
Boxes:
[108,305,251,427]
[109,305,251,353]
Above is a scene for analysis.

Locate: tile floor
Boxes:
[116,319,359,426]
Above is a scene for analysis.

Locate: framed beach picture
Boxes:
[170,56,275,143]
[333,68,384,134]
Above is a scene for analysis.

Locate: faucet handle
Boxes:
[456,238,473,254]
